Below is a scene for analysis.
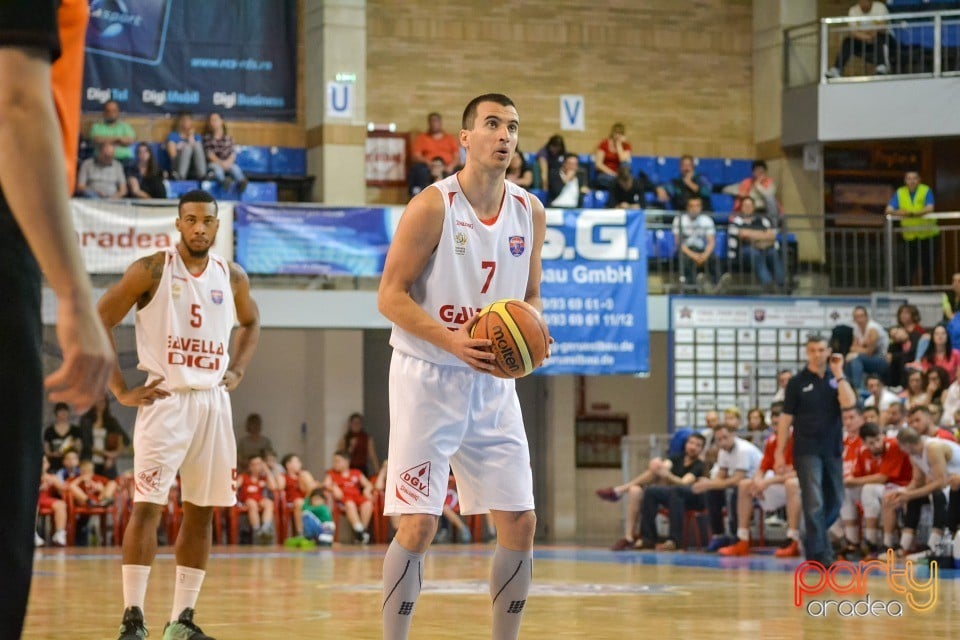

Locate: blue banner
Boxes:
[234,205,396,276]
[538,209,649,375]
[83,0,297,120]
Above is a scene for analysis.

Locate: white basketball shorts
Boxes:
[759,470,787,512]
[132,386,237,507]
[383,350,535,516]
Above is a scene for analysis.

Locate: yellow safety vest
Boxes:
[898,184,938,241]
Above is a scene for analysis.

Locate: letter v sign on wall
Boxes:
[560,95,585,131]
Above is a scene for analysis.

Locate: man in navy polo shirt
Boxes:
[776,335,858,566]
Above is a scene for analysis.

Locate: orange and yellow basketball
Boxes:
[470,299,550,379]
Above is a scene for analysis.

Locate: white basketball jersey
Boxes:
[390,174,535,367]
[135,248,236,390]
[913,436,960,477]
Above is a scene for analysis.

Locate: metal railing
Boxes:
[785,8,960,87]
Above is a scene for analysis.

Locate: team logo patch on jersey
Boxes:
[454,231,468,256]
[136,466,163,495]
[172,282,183,299]
[211,289,224,305]
[400,461,431,498]
[509,235,525,257]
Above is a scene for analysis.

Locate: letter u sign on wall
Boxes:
[327,81,354,118]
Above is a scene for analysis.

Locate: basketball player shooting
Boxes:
[98,190,261,640]
[377,93,546,640]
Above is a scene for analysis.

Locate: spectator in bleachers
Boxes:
[236,412,273,472]
[930,402,945,428]
[673,196,729,293]
[36,456,68,547]
[886,303,926,387]
[56,449,81,485]
[920,325,960,383]
[548,153,589,208]
[408,112,460,197]
[725,160,779,216]
[864,374,900,411]
[723,406,741,432]
[844,305,889,391]
[203,112,248,193]
[43,402,82,472]
[126,143,165,199]
[692,423,763,550]
[825,0,892,78]
[280,454,319,546]
[428,156,447,184]
[900,369,930,410]
[925,366,950,406]
[67,459,117,507]
[324,450,374,544]
[657,155,712,211]
[262,448,286,483]
[942,273,960,321]
[607,165,655,209]
[505,148,532,188]
[238,454,278,545]
[940,368,960,426]
[336,412,380,477]
[746,408,770,442]
[166,111,207,180]
[76,142,127,199]
[592,123,632,190]
[631,432,707,551]
[78,395,129,480]
[89,100,135,166]
[727,196,785,292]
[535,134,566,195]
[863,405,881,426]
[887,170,937,287]
[884,401,907,436]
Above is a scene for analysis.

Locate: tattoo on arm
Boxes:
[137,253,164,304]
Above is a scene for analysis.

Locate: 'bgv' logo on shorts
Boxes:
[400,461,431,497]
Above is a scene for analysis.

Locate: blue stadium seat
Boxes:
[654,229,677,259]
[582,191,596,209]
[645,229,656,258]
[235,145,271,174]
[723,159,753,185]
[894,23,935,48]
[528,188,548,205]
[695,158,725,185]
[270,147,307,176]
[592,189,610,208]
[240,181,278,203]
[714,231,728,257]
[943,21,960,47]
[631,156,659,183]
[656,157,680,183]
[711,194,735,213]
[164,180,199,198]
[199,180,226,200]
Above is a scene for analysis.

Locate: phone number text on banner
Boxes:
[234,204,397,276]
[538,209,648,375]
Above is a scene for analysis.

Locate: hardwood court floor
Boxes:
[23,545,960,639]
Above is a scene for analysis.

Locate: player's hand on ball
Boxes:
[451,312,495,373]
[118,378,171,407]
[221,369,243,391]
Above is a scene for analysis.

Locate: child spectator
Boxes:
[43,402,82,471]
[36,456,67,547]
[237,454,277,544]
[302,489,336,546]
[56,449,82,485]
[280,454,319,546]
[324,450,374,544]
[67,459,117,507]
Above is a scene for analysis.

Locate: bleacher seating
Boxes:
[270,147,307,175]
[235,145,272,175]
[694,158,725,185]
[240,181,279,203]
[723,158,753,186]
[164,180,200,198]
[711,194,736,213]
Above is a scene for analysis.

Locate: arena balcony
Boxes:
[782,6,960,146]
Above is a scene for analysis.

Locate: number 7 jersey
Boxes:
[135,248,236,390]
[390,174,534,367]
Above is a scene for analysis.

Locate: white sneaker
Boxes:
[825,67,840,78]
[34,533,44,547]
[52,530,67,547]
[875,64,888,75]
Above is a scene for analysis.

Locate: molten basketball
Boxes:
[470,299,550,379]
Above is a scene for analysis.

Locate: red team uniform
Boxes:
[854,438,913,486]
[284,473,306,502]
[327,469,369,506]
[237,473,270,504]
[842,432,863,478]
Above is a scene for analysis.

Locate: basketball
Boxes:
[470,299,550,379]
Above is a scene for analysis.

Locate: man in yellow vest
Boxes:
[886,171,936,287]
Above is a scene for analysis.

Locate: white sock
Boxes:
[122,564,151,611]
[843,526,860,545]
[786,529,799,542]
[901,531,915,552]
[354,523,365,533]
[883,532,896,548]
[171,566,205,622]
[927,531,943,550]
[736,528,750,542]
[864,528,878,545]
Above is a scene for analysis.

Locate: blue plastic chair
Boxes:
[723,159,753,186]
[235,146,271,174]
[164,180,200,198]
[695,158,725,185]
[240,181,278,203]
[270,147,307,176]
[711,194,735,213]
